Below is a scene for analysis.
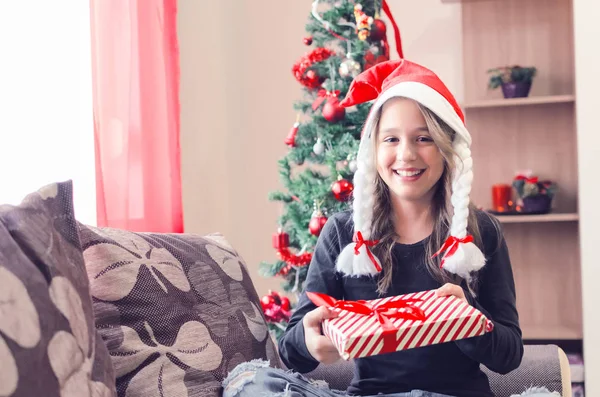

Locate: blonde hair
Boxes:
[369,100,484,295]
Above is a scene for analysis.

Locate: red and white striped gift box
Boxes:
[308,289,494,360]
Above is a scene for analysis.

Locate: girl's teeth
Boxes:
[396,170,423,177]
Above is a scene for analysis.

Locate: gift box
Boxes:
[307,289,494,360]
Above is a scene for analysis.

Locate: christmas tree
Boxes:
[259,0,402,340]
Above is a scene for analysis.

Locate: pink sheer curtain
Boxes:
[90,0,183,233]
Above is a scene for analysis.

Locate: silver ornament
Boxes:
[349,159,358,172]
[370,46,380,55]
[339,58,362,79]
[313,138,325,155]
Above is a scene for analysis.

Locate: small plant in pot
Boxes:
[512,173,557,214]
[488,65,537,99]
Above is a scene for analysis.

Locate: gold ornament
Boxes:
[353,4,373,41]
[339,58,362,79]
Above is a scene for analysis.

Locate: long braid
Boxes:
[441,136,486,281]
[353,133,377,239]
[336,117,383,276]
[450,138,473,239]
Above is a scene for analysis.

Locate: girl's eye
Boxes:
[417,136,433,143]
[383,137,399,143]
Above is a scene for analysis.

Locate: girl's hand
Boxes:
[435,283,469,305]
[302,306,341,364]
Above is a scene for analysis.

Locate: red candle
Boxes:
[492,184,513,212]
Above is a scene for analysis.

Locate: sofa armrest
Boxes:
[558,347,572,397]
[483,344,569,397]
[295,345,570,396]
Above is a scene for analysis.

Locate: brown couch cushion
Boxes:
[0,181,116,397]
[79,225,279,397]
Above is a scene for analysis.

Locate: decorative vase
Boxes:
[522,195,552,214]
[501,82,532,99]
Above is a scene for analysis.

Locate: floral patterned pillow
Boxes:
[0,181,116,397]
[79,225,280,397]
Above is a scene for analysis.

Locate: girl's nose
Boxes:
[398,141,418,162]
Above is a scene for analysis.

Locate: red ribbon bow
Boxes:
[306,292,427,331]
[312,89,341,111]
[432,235,474,268]
[353,231,381,272]
[514,175,539,184]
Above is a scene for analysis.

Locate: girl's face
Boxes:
[376,97,445,205]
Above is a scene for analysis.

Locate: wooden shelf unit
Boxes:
[496,213,579,224]
[458,0,581,341]
[463,95,575,109]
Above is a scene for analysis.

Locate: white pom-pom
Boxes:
[336,243,382,276]
[441,241,486,280]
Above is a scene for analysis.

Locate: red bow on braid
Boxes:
[353,231,381,272]
[432,235,474,268]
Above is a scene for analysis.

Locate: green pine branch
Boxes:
[262,0,384,328]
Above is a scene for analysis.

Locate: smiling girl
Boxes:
[223,60,559,397]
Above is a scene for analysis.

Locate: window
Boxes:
[0,1,96,225]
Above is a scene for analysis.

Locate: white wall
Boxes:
[178,0,463,296]
[574,0,600,390]
[0,1,96,224]
[388,0,464,102]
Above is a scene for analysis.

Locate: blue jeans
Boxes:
[222,359,561,397]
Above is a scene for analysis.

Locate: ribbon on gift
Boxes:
[312,89,341,110]
[353,231,381,272]
[306,292,427,331]
[432,235,474,268]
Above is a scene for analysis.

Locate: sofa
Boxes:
[0,181,571,397]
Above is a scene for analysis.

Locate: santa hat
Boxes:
[336,59,485,280]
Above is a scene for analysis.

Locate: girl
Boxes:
[223,60,558,397]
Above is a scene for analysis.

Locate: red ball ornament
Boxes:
[305,70,324,88]
[309,211,328,236]
[322,98,345,123]
[369,19,387,41]
[280,296,291,311]
[303,36,313,45]
[260,294,275,310]
[332,178,354,201]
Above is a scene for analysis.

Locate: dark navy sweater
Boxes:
[278,210,523,397]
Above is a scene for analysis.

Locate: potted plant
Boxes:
[487,65,537,98]
[512,173,557,214]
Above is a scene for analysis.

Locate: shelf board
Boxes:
[496,213,579,224]
[522,325,583,340]
[463,95,575,109]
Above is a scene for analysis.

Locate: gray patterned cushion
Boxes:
[79,225,280,397]
[0,181,116,397]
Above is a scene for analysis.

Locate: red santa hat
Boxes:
[336,59,486,280]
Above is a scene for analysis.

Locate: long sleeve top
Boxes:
[278,209,524,397]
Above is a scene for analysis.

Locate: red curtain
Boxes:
[90,0,183,233]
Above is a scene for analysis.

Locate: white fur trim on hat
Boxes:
[335,81,486,279]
